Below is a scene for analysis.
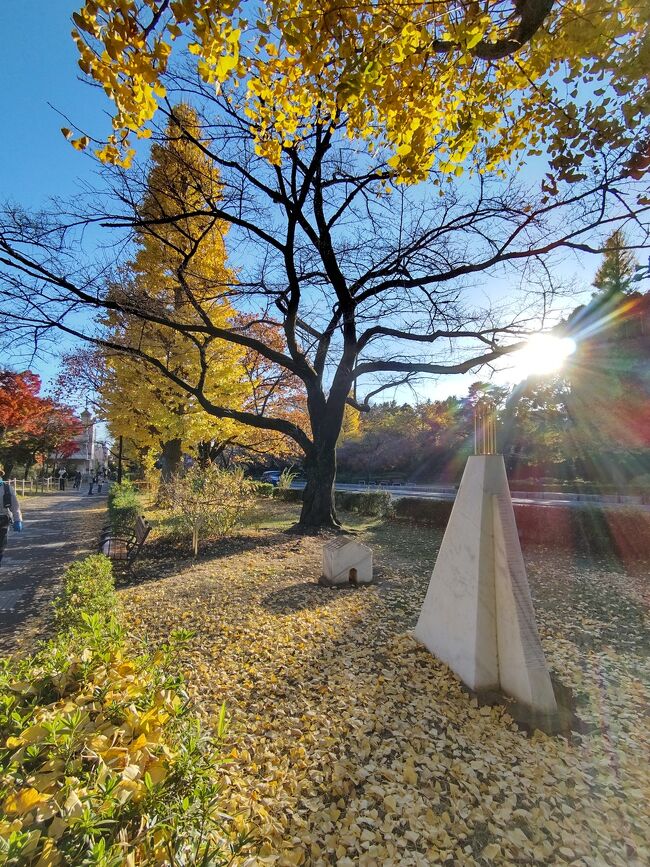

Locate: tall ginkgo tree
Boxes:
[102,106,250,477]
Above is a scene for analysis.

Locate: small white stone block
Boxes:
[321,537,373,586]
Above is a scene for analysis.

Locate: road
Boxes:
[291,481,649,510]
[0,489,107,656]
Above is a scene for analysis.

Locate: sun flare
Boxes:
[511,334,576,381]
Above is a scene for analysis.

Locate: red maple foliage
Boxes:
[0,371,83,475]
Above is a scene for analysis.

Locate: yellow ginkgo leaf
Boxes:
[4,788,51,817]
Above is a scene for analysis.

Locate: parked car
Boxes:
[261,470,282,485]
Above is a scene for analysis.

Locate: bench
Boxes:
[100,515,151,568]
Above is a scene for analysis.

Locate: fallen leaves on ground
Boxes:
[123,515,650,866]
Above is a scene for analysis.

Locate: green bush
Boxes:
[273,488,303,503]
[107,479,141,532]
[392,497,650,559]
[0,555,254,865]
[392,497,453,526]
[514,504,650,559]
[276,468,297,491]
[335,490,392,517]
[252,481,275,498]
[163,466,254,555]
[53,554,117,633]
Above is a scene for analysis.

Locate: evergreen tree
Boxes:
[592,230,638,297]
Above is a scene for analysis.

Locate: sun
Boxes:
[510,334,576,381]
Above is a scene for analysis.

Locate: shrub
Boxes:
[164,465,254,555]
[392,497,650,559]
[107,479,141,532]
[276,468,297,491]
[272,488,303,503]
[252,481,275,498]
[335,490,392,517]
[0,556,253,865]
[53,554,117,633]
[514,504,650,560]
[392,497,453,527]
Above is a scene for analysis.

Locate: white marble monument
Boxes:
[321,537,373,586]
[415,404,557,714]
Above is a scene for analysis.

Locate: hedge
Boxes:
[0,556,253,865]
[272,488,303,503]
[392,497,650,559]
[107,479,141,531]
[272,488,393,517]
[514,504,650,560]
[253,481,275,498]
[335,489,392,517]
[392,498,452,527]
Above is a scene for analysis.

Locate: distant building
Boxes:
[66,409,107,473]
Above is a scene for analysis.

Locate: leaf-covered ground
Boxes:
[121,504,649,866]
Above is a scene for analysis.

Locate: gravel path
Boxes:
[0,489,107,656]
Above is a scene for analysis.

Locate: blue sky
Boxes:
[0,2,623,408]
[0,1,110,207]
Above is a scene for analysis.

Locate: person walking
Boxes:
[57,467,67,491]
[0,463,23,567]
[87,473,97,496]
[73,470,82,490]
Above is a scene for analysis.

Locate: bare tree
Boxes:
[1,89,648,528]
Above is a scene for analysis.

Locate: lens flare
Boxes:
[511,334,576,381]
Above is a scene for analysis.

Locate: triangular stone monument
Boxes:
[415,403,557,714]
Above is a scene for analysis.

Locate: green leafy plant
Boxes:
[106,480,141,533]
[276,468,297,492]
[0,556,255,865]
[335,490,392,517]
[272,488,302,503]
[52,554,117,633]
[252,481,275,499]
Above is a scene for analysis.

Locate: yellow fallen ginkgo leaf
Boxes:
[122,763,141,781]
[21,725,48,745]
[145,760,168,786]
[63,790,83,818]
[47,816,68,840]
[4,788,52,816]
[34,837,62,867]
[403,761,418,785]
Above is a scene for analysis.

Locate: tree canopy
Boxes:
[0,371,82,477]
[71,1,649,186]
[101,106,249,475]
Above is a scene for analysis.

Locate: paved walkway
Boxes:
[0,490,107,656]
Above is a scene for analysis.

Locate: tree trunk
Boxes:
[298,440,340,530]
[159,438,182,482]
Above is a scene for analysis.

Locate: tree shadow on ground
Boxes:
[261,581,358,614]
[115,531,292,589]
